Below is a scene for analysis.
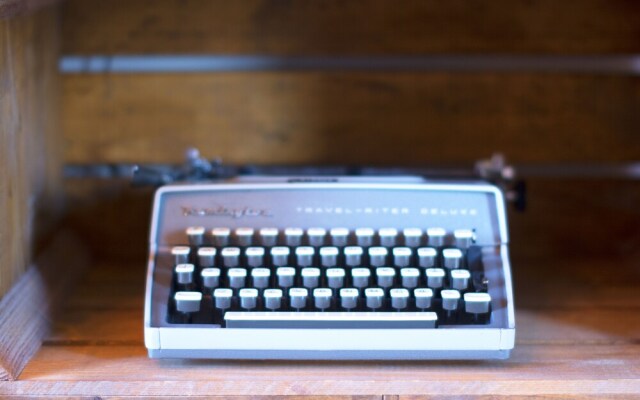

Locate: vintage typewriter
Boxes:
[143,153,517,359]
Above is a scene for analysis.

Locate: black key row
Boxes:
[169,288,491,325]
[173,265,480,294]
[171,245,467,269]
[184,226,475,248]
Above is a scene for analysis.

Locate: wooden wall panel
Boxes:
[0,6,61,298]
[62,72,640,165]
[61,0,640,55]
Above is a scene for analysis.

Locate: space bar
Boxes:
[224,311,438,329]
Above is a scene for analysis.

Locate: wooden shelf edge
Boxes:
[0,230,90,380]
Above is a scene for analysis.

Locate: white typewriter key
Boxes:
[186,226,205,246]
[451,269,471,290]
[330,227,349,247]
[441,289,461,311]
[326,268,346,289]
[289,288,309,310]
[227,268,247,289]
[454,229,475,249]
[259,227,279,247]
[175,263,195,285]
[307,227,327,247]
[344,246,364,267]
[197,247,216,267]
[340,288,359,310]
[376,267,396,289]
[201,268,221,289]
[414,288,434,309]
[211,227,231,247]
[295,246,315,267]
[270,246,290,267]
[464,292,492,315]
[251,268,271,289]
[284,227,303,246]
[319,246,339,267]
[239,288,259,310]
[403,228,423,247]
[400,267,420,289]
[235,227,255,247]
[301,267,321,289]
[426,268,445,289]
[174,291,202,313]
[368,246,388,267]
[351,268,371,289]
[171,246,190,265]
[355,227,375,247]
[417,247,438,268]
[427,227,447,247]
[276,267,296,288]
[378,228,398,247]
[365,288,384,310]
[245,247,265,267]
[264,288,283,310]
[213,288,233,311]
[221,247,241,267]
[390,288,410,310]
[393,247,412,267]
[313,288,333,310]
[443,248,463,269]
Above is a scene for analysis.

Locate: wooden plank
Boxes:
[8,345,640,396]
[1,397,378,400]
[61,0,640,55]
[398,396,639,400]
[61,73,640,165]
[0,5,62,298]
[509,179,640,262]
[0,231,89,381]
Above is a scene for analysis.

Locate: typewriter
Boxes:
[144,163,516,359]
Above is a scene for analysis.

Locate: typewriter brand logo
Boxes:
[181,206,273,218]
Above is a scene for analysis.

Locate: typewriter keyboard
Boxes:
[167,227,492,329]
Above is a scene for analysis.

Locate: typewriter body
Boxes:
[144,176,515,359]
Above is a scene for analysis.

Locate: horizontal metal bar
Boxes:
[63,162,640,180]
[60,55,640,75]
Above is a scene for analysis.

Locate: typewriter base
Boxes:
[148,348,511,360]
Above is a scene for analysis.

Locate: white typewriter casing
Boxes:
[145,177,515,359]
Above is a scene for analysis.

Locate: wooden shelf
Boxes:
[2,249,639,397]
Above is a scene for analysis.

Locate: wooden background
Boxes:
[0,6,61,298]
[59,0,640,263]
[61,0,640,165]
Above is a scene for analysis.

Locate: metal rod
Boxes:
[63,162,640,180]
[60,55,640,75]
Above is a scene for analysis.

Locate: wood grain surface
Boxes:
[0,6,62,298]
[0,231,89,381]
[61,0,640,55]
[62,72,640,165]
